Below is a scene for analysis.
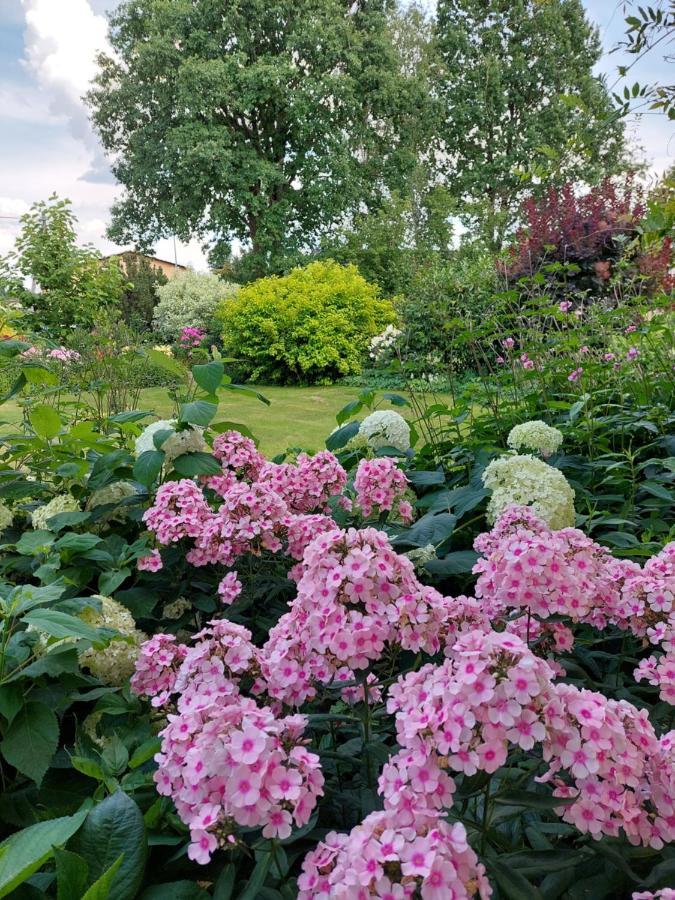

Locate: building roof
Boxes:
[101,250,188,269]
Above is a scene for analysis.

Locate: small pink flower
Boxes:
[626,347,639,361]
[138,549,162,572]
[502,337,515,349]
[559,301,573,312]
[567,367,583,382]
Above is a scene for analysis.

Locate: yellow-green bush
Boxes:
[217,260,397,384]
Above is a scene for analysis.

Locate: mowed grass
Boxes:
[0,385,391,457]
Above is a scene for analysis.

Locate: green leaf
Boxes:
[425,550,479,575]
[237,852,272,900]
[15,530,55,555]
[326,421,360,451]
[0,809,88,898]
[0,701,59,785]
[55,533,102,553]
[221,383,270,405]
[141,883,210,900]
[80,853,124,900]
[71,792,146,900]
[55,849,89,900]
[172,451,222,476]
[29,404,62,439]
[487,860,543,899]
[192,360,225,394]
[392,512,456,548]
[144,349,186,378]
[22,609,100,642]
[406,470,445,486]
[128,738,161,770]
[0,339,31,358]
[210,421,257,441]
[23,364,59,386]
[98,568,131,596]
[383,393,409,407]
[494,790,575,810]
[71,757,106,782]
[213,864,237,900]
[179,400,217,426]
[133,450,165,487]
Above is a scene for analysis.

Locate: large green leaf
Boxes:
[0,809,88,898]
[133,450,165,486]
[0,701,59,785]
[425,550,479,575]
[71,792,147,900]
[55,849,89,900]
[22,609,100,643]
[144,348,186,378]
[29,404,62,439]
[172,451,222,477]
[192,360,225,394]
[326,421,360,451]
[179,400,218,426]
[80,854,125,900]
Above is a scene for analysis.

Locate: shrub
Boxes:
[217,260,397,384]
[153,270,238,340]
[118,252,168,330]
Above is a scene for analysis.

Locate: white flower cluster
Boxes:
[482,453,575,530]
[368,324,402,362]
[134,420,207,463]
[0,501,13,532]
[162,596,192,619]
[152,344,173,357]
[31,494,80,531]
[78,596,146,686]
[405,543,437,570]
[507,420,563,458]
[359,410,411,452]
[86,481,138,523]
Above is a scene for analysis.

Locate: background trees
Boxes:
[87,0,433,280]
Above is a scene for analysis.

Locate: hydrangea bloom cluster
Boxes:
[131,621,323,863]
[507,420,563,458]
[0,500,13,531]
[298,808,491,900]
[134,419,207,462]
[354,457,412,522]
[31,493,80,530]
[86,480,138,522]
[79,596,146,686]
[542,683,675,848]
[359,409,411,452]
[259,527,471,706]
[482,454,575,529]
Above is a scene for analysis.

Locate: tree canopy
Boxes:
[435,0,626,248]
[88,0,432,279]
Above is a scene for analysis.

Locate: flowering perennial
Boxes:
[481,453,575,529]
[507,420,563,458]
[359,409,411,453]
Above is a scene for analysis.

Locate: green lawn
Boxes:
[0,385,385,457]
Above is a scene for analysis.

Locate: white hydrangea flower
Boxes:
[359,410,411,452]
[507,420,563,458]
[86,481,138,522]
[482,453,575,530]
[78,596,146,686]
[134,419,176,456]
[134,420,207,463]
[31,494,80,531]
[162,427,208,462]
[369,324,402,362]
[405,543,437,570]
[0,501,13,531]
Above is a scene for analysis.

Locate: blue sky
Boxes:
[0,0,671,268]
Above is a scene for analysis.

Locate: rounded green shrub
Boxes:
[217,260,397,384]
[153,271,238,340]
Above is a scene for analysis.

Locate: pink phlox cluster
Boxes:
[473,506,617,626]
[386,631,553,789]
[137,549,163,572]
[633,891,675,899]
[541,683,675,848]
[179,326,206,347]
[609,542,675,644]
[259,527,468,706]
[143,479,212,544]
[259,451,347,513]
[185,481,288,567]
[297,808,491,900]
[218,571,242,605]
[132,621,324,862]
[130,633,188,707]
[212,430,265,480]
[282,513,336,566]
[47,346,81,362]
[354,457,412,523]
[335,670,383,706]
[635,639,675,705]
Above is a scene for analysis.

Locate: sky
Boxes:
[0,0,672,271]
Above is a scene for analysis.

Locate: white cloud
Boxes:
[20,0,113,182]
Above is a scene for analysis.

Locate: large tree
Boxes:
[88,0,432,279]
[435,0,626,249]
